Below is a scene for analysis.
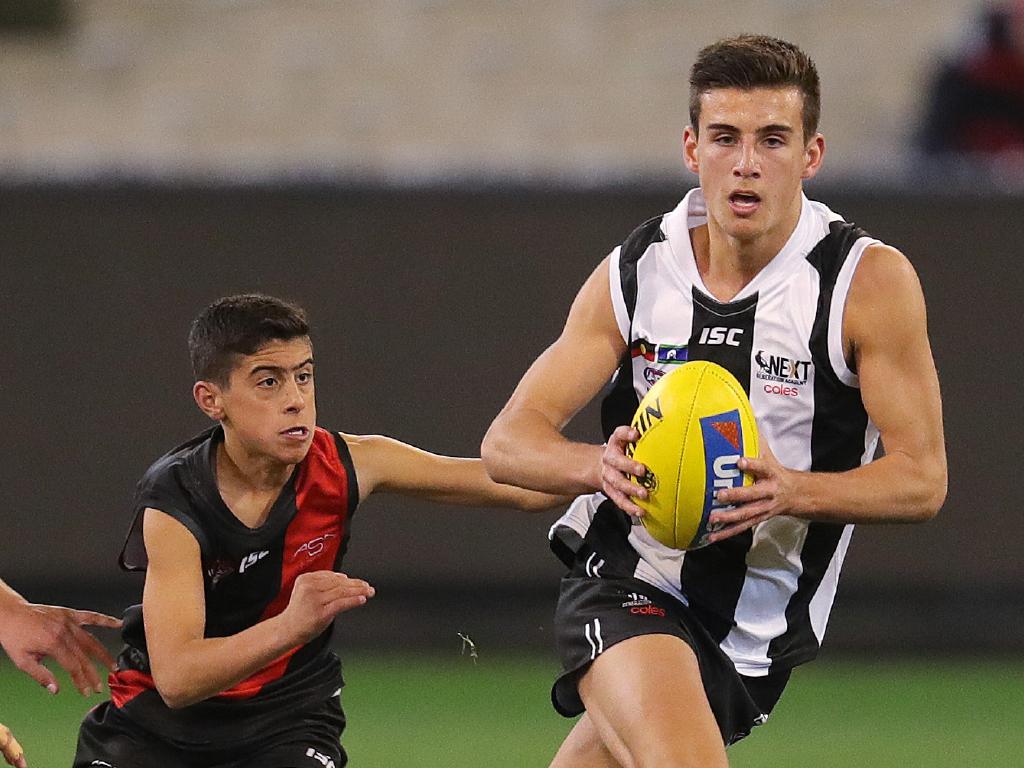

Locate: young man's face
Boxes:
[683,86,824,247]
[209,337,317,465]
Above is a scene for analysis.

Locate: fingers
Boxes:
[322,592,373,617]
[602,427,649,518]
[714,482,771,507]
[297,571,375,618]
[50,631,101,696]
[708,509,775,543]
[50,607,119,674]
[0,723,26,768]
[736,455,772,479]
[66,609,122,630]
[708,492,775,543]
[10,654,59,695]
[68,622,118,672]
[602,480,647,519]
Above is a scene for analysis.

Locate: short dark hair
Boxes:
[188,294,310,384]
[689,35,821,141]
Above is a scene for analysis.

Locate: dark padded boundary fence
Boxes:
[1,181,1020,651]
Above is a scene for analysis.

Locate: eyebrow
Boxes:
[249,357,315,377]
[706,122,794,135]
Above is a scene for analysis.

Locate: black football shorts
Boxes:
[73,694,346,768]
[552,569,790,746]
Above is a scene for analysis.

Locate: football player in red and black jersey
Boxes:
[73,294,563,768]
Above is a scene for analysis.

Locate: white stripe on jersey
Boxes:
[829,236,879,387]
[719,516,811,676]
[808,524,854,644]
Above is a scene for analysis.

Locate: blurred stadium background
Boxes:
[1,1,1022,765]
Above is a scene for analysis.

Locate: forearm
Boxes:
[151,612,297,709]
[790,451,946,524]
[0,580,25,611]
[482,407,603,496]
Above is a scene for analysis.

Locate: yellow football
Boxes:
[627,361,759,550]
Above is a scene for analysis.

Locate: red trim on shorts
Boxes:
[109,668,155,708]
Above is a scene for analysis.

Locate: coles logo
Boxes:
[763,383,801,397]
[629,604,666,617]
[755,350,811,397]
[621,592,665,617]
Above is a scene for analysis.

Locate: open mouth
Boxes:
[280,426,310,438]
[729,191,762,214]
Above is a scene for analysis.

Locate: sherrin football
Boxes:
[627,360,759,550]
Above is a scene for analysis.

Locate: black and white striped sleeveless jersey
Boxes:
[550,188,881,677]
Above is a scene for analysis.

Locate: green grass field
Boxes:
[3,654,1021,767]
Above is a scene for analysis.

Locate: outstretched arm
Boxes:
[0,578,120,697]
[344,434,569,511]
[142,509,373,709]
[481,256,649,512]
[711,244,947,540]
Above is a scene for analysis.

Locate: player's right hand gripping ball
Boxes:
[627,361,759,550]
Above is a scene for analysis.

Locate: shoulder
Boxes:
[337,432,391,472]
[845,243,927,345]
[848,242,922,314]
[852,242,919,291]
[135,427,217,510]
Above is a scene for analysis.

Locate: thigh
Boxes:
[579,634,728,768]
[549,714,623,768]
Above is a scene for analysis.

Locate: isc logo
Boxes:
[238,550,269,573]
[698,327,744,347]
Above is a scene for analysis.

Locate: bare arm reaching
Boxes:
[344,433,569,511]
[481,256,650,512]
[142,509,373,709]
[711,244,947,540]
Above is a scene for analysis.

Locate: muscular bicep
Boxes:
[845,246,946,470]
[500,255,626,428]
[142,509,207,677]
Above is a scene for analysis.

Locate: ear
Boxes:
[801,133,826,180]
[193,380,226,421]
[682,126,700,175]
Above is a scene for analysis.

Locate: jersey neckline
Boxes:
[201,425,301,536]
[661,187,825,303]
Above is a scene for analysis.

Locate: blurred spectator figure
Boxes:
[919,1,1024,156]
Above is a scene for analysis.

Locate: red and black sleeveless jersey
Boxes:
[108,425,359,746]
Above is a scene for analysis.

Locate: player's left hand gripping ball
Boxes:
[627,361,758,550]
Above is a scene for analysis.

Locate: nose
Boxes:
[284,378,306,412]
[733,139,761,179]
